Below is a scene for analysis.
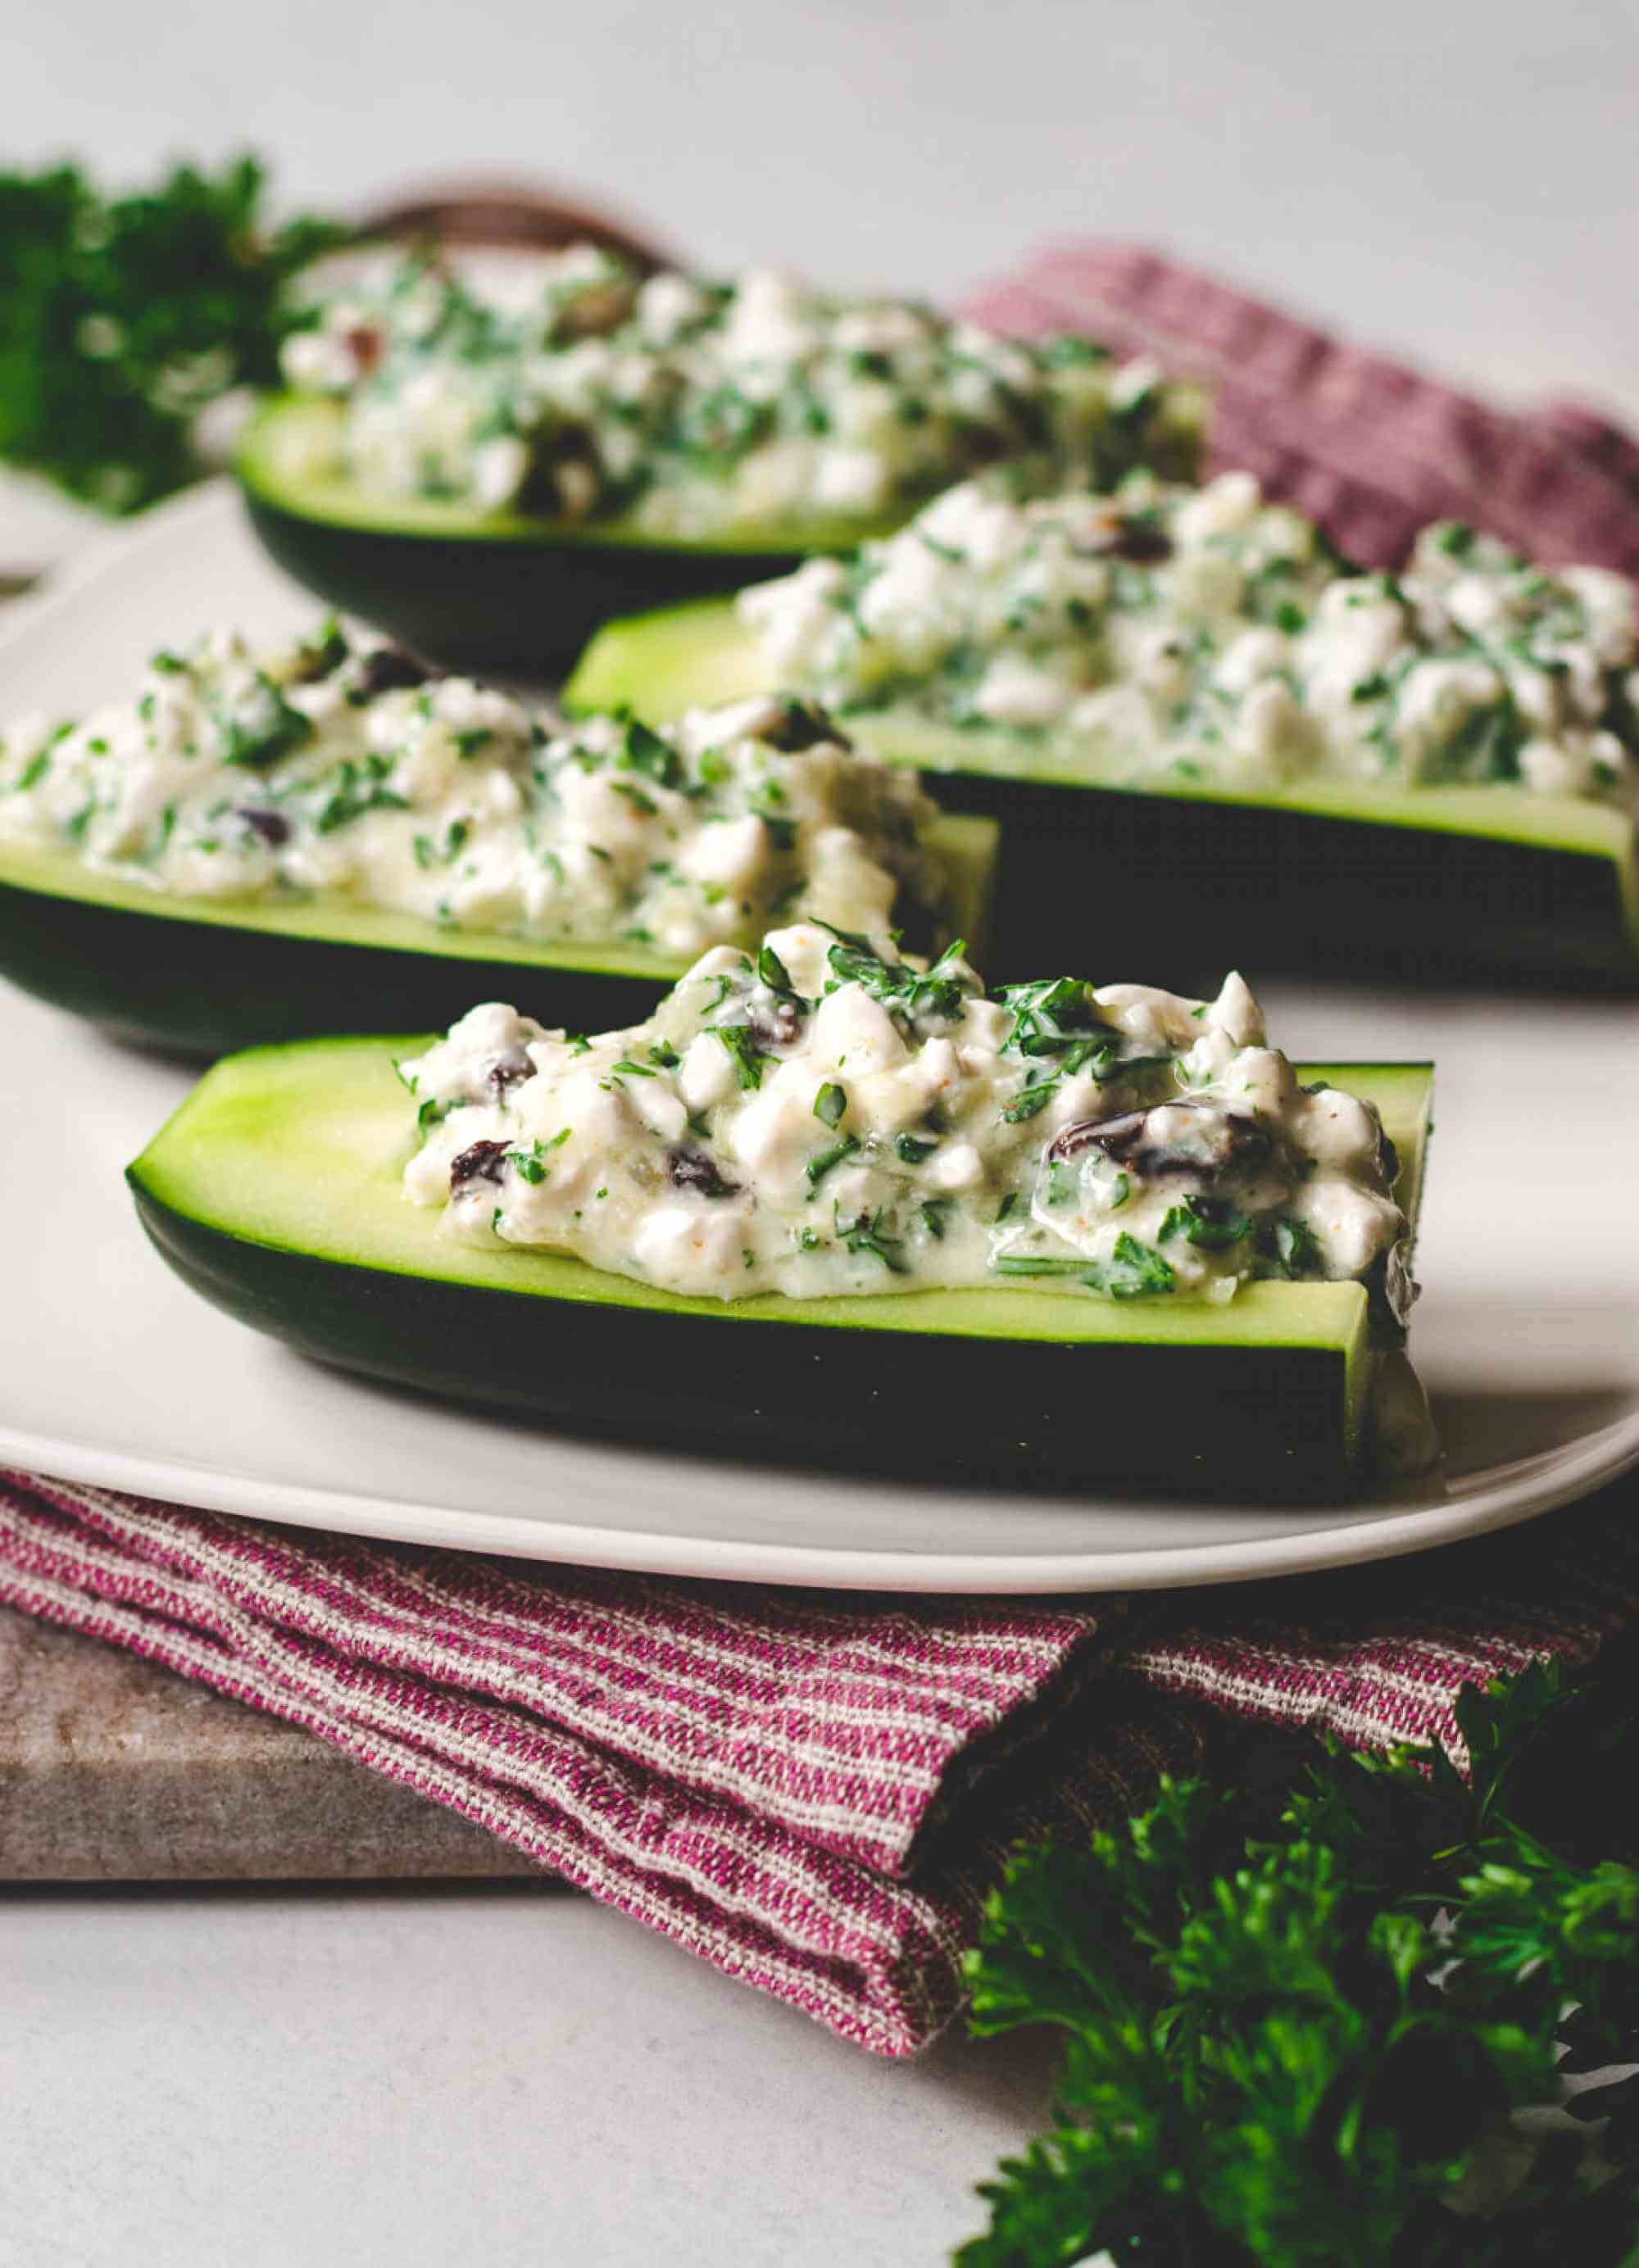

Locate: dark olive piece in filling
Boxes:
[764,700,847,754]
[747,997,806,1050]
[668,1145,739,1199]
[347,646,434,702]
[1050,1102,1272,1181]
[450,1138,511,1190]
[238,808,290,847]
[484,1047,536,1096]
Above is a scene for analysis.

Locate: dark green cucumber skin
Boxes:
[961,773,1637,994]
[243,492,809,678]
[129,1181,1361,1499]
[0,874,674,1057]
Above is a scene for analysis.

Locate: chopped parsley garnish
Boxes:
[1160,1194,1254,1250]
[757,942,803,999]
[713,1024,766,1091]
[814,1082,847,1128]
[1262,1213,1322,1277]
[895,1133,937,1163]
[1001,1082,1057,1124]
[817,924,975,1027]
[219,674,311,770]
[1082,1232,1176,1299]
[806,1133,860,1187]
[838,1208,906,1272]
[619,715,684,790]
[610,779,657,817]
[311,755,411,833]
[995,977,1133,1123]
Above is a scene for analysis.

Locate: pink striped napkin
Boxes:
[964,243,1639,576]
[4,1467,1637,2055]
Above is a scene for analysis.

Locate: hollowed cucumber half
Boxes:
[0,813,997,1058]
[237,398,933,678]
[564,597,1639,989]
[126,1039,1432,1498]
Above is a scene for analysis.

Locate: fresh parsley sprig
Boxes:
[0,154,345,513]
[959,1661,1639,2266]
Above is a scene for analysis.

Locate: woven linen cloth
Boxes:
[963,242,1639,576]
[4,1467,1638,2056]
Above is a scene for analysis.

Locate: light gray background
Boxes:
[7,0,1639,409]
[4,4,1638,2261]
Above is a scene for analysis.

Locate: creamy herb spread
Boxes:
[740,472,1639,809]
[279,247,1201,538]
[0,628,956,955]
[400,924,1414,1327]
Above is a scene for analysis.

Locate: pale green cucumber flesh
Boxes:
[237,397,902,557]
[0,813,996,1055]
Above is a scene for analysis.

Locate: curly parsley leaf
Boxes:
[0,154,345,513]
[959,1662,1639,2267]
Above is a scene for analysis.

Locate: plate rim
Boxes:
[4,1413,1635,1594]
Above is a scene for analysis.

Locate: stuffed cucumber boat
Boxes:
[565,474,1639,986]
[128,921,1434,1495]
[0,623,994,1055]
[241,247,1204,673]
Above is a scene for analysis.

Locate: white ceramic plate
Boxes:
[1,484,1635,1591]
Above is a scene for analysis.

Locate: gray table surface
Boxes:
[5,6,1639,2257]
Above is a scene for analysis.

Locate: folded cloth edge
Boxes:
[4,1467,1638,2055]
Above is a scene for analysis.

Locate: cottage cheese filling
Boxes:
[739,472,1639,810]
[279,247,1201,538]
[400,923,1414,1323]
[0,629,958,958]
